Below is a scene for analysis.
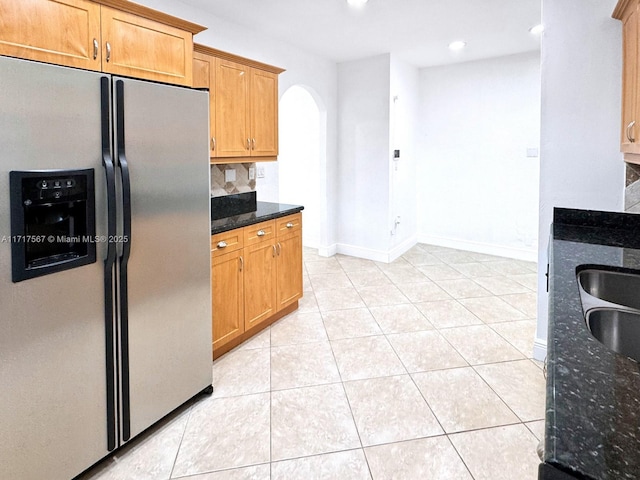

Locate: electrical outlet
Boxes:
[248,167,256,180]
[224,169,236,182]
[257,166,265,179]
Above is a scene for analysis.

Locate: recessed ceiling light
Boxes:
[347,0,368,7]
[529,24,544,34]
[448,40,466,51]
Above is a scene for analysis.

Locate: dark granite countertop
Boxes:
[545,208,640,479]
[211,200,304,235]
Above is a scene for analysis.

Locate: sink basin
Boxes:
[586,309,640,362]
[577,268,640,310]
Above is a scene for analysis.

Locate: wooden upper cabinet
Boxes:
[615,0,640,158]
[0,0,205,86]
[193,44,284,163]
[0,0,102,71]
[100,5,193,86]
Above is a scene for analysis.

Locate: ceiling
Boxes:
[181,0,542,68]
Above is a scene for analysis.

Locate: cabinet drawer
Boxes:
[276,213,302,237]
[211,229,243,256]
[244,220,276,246]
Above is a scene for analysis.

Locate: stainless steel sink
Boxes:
[586,309,640,362]
[577,268,640,311]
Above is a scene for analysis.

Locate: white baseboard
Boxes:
[388,235,418,262]
[317,244,337,258]
[533,337,547,361]
[334,236,417,263]
[417,234,537,262]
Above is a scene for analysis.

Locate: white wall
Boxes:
[132,0,339,252]
[390,56,420,254]
[417,52,541,261]
[535,0,623,360]
[337,54,392,258]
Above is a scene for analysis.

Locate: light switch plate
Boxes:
[526,148,539,158]
[257,167,265,179]
[224,169,236,182]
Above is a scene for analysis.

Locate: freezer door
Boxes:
[0,57,110,479]
[113,77,212,440]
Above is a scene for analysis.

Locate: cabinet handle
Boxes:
[257,229,265,237]
[211,137,216,151]
[252,138,256,150]
[239,256,243,272]
[217,241,227,249]
[106,42,111,63]
[627,121,636,143]
[93,39,99,60]
[247,138,251,150]
[272,245,277,257]
[286,222,294,228]
[277,242,281,256]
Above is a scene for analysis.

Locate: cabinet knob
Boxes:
[627,121,636,143]
[217,241,227,248]
[106,42,111,63]
[286,222,294,228]
[93,39,99,60]
[257,230,265,237]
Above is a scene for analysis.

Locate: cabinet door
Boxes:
[101,6,193,86]
[193,51,216,157]
[276,214,303,309]
[244,241,277,330]
[250,68,279,157]
[0,0,101,71]
[212,249,244,354]
[622,1,640,153]
[216,59,251,157]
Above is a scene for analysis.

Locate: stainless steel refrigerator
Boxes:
[0,55,213,480]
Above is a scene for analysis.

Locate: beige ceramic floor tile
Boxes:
[401,250,444,266]
[343,375,443,446]
[271,341,341,390]
[177,464,270,479]
[336,256,380,273]
[490,319,537,357]
[431,250,478,264]
[450,262,500,278]
[271,450,371,480]
[314,288,366,312]
[439,325,525,365]
[416,264,466,281]
[172,393,270,477]
[271,384,360,461]
[484,260,535,275]
[303,273,313,292]
[368,304,434,334]
[412,367,519,433]
[270,312,328,346]
[297,291,320,313]
[346,269,392,287]
[507,273,538,291]
[331,336,406,381]
[474,360,546,422]
[322,308,382,340]
[355,284,411,307]
[80,410,189,480]
[309,272,353,291]
[375,257,410,270]
[525,420,546,441]
[305,259,343,275]
[387,330,467,373]
[434,278,493,299]
[458,296,527,323]
[415,300,482,328]
[449,424,539,480]
[379,264,429,284]
[395,281,452,303]
[211,348,270,398]
[500,292,538,317]
[473,276,531,295]
[364,436,473,480]
[468,252,508,262]
[239,327,270,350]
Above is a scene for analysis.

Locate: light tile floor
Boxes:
[80,243,544,480]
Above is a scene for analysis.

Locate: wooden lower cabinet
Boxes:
[211,213,303,359]
[211,249,244,352]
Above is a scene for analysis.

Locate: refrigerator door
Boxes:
[0,57,110,479]
[113,77,212,440]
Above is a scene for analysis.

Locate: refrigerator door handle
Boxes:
[115,79,132,442]
[101,76,118,452]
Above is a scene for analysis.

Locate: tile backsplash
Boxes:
[211,163,256,197]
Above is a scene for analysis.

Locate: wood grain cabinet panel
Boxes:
[276,216,303,310]
[215,58,251,158]
[193,51,216,157]
[100,6,193,86]
[250,69,279,157]
[211,249,244,354]
[0,0,102,71]
[243,233,278,331]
